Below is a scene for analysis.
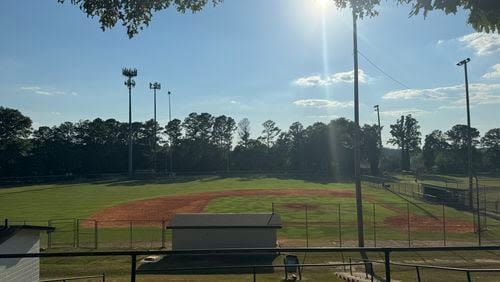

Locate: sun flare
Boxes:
[316,0,329,9]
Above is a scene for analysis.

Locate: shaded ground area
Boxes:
[137,254,278,275]
[86,189,354,227]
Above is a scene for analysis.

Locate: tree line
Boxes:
[0,106,499,178]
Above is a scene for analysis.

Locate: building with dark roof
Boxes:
[0,220,54,282]
[167,213,282,250]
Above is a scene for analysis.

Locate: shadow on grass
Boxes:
[137,253,279,275]
[103,173,344,187]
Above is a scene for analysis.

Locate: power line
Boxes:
[357,50,411,90]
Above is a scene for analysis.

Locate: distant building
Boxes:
[167,213,282,250]
[0,220,54,282]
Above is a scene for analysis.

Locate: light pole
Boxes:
[352,9,364,248]
[374,105,382,148]
[374,105,383,173]
[457,58,473,211]
[168,91,174,176]
[122,68,137,176]
[149,82,161,172]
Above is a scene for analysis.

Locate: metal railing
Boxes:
[3,246,500,282]
[40,273,105,282]
[387,261,500,282]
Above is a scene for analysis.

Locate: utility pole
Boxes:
[122,68,137,176]
[168,91,174,176]
[374,105,383,174]
[352,9,364,248]
[149,82,161,172]
[457,58,473,210]
[374,105,382,148]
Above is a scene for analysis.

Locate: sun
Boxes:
[316,0,329,9]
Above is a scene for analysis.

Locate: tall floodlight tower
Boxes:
[122,68,137,176]
[168,91,174,176]
[457,58,474,211]
[149,82,161,172]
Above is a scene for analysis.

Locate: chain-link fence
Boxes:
[11,197,500,251]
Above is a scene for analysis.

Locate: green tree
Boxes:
[260,120,281,149]
[481,128,500,171]
[328,118,355,179]
[237,118,251,148]
[361,124,381,175]
[0,107,32,176]
[165,119,182,147]
[288,122,305,170]
[422,130,449,171]
[61,0,500,38]
[445,124,481,173]
[388,115,421,171]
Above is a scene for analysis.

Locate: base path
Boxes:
[85,189,354,227]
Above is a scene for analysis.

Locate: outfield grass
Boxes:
[0,176,353,220]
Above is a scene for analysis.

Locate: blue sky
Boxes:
[1,0,499,144]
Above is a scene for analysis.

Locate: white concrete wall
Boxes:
[0,230,40,282]
[172,228,277,250]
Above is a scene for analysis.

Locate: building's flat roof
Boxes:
[0,225,55,245]
[167,213,282,229]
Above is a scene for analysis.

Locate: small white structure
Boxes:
[0,220,54,282]
[167,213,282,250]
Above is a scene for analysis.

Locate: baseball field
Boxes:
[2,174,500,281]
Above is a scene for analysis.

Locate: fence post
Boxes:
[94,220,98,249]
[442,204,446,246]
[76,219,80,248]
[305,205,309,248]
[416,266,421,282]
[466,271,471,282]
[407,203,411,247]
[73,218,77,248]
[48,219,52,249]
[161,219,166,249]
[338,203,342,247]
[102,272,105,282]
[483,185,487,230]
[349,258,353,275]
[384,250,391,282]
[373,204,377,247]
[131,254,137,282]
[130,221,133,248]
[253,266,256,282]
